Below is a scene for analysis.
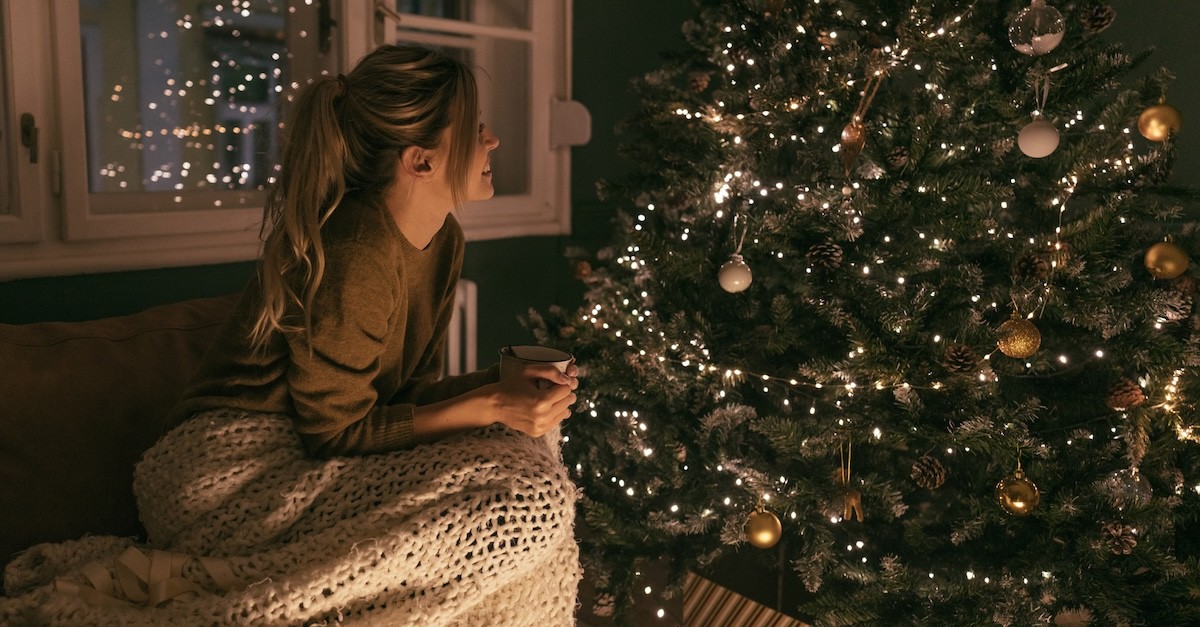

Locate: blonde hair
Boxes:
[249,45,479,350]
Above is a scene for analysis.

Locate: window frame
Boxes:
[0,0,579,280]
[0,0,50,245]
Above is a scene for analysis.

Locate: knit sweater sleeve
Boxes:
[287,235,416,458]
[390,257,500,406]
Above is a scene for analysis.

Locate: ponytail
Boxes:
[249,75,347,351]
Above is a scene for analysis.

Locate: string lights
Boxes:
[557,0,1200,621]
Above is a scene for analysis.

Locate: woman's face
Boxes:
[467,120,501,202]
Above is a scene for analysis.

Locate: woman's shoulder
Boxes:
[437,213,465,247]
[324,196,401,250]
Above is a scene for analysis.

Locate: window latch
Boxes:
[551,100,591,148]
[20,113,37,164]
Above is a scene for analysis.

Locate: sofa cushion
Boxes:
[0,294,236,569]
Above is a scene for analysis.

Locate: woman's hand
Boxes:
[491,362,579,437]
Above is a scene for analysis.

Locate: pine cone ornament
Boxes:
[943,343,979,375]
[1106,377,1146,411]
[911,455,947,489]
[886,146,909,169]
[1101,522,1137,555]
[1170,274,1197,295]
[688,71,711,93]
[591,593,616,617]
[573,260,593,281]
[1081,4,1116,35]
[807,242,844,269]
[1014,253,1051,281]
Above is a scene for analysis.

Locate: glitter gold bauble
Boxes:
[1144,240,1190,279]
[1138,103,1182,142]
[996,468,1041,516]
[745,508,782,549]
[997,313,1041,358]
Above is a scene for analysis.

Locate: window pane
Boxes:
[393,0,530,29]
[478,38,530,197]
[78,0,289,206]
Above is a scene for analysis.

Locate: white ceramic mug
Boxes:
[499,345,574,388]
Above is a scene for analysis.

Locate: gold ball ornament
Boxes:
[1144,240,1190,280]
[1138,103,1182,142]
[997,313,1041,358]
[745,507,782,549]
[996,468,1041,516]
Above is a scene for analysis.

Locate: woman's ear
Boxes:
[400,146,435,178]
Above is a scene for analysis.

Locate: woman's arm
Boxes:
[411,362,579,443]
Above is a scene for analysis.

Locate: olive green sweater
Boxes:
[171,199,498,457]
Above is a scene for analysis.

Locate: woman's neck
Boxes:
[383,178,452,250]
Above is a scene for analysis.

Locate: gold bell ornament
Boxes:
[745,500,782,549]
[997,311,1041,359]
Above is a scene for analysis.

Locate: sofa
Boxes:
[0,294,238,579]
[0,295,583,624]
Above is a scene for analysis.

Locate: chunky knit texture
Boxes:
[1,410,581,625]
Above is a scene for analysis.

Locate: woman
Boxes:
[2,45,582,625]
[171,44,579,456]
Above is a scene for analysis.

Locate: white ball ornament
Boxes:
[1018,119,1059,158]
[1009,0,1065,56]
[718,254,753,293]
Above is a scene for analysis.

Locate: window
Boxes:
[59,0,320,241]
[0,0,581,280]
[341,0,586,239]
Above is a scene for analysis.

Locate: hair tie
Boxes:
[335,73,348,96]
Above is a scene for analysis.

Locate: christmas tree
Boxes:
[532,0,1200,624]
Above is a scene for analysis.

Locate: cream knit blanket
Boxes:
[1,410,581,625]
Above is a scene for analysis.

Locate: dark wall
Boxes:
[1106,1,1200,187]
